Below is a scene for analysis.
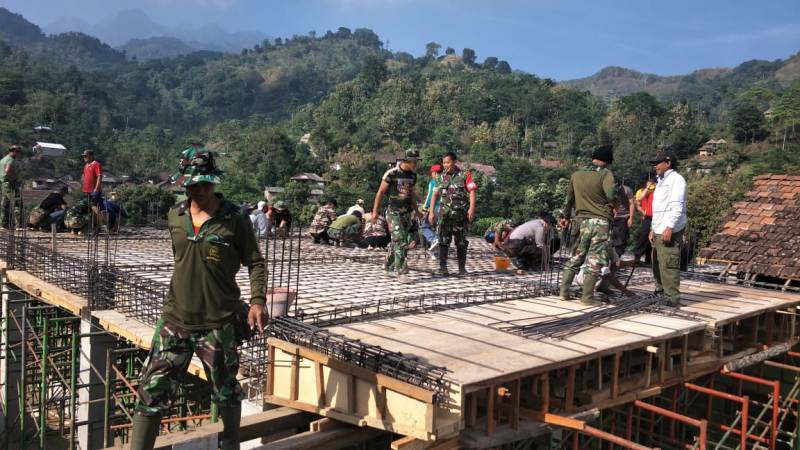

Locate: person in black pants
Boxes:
[632,177,656,263]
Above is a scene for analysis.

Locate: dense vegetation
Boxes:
[1,7,799,246]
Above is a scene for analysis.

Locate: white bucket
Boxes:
[266,287,297,317]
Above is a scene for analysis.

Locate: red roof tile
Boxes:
[701,174,800,279]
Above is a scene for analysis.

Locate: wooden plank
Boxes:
[511,379,520,430]
[290,353,299,401]
[267,345,276,396]
[309,418,345,432]
[256,426,384,450]
[681,335,689,376]
[268,338,435,404]
[6,270,87,315]
[541,373,550,413]
[148,407,313,450]
[376,385,387,420]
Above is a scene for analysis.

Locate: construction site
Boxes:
[0,174,800,450]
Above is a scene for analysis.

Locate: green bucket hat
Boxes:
[273,200,287,211]
[170,146,223,187]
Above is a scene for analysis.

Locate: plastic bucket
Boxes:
[494,256,511,272]
[266,287,297,317]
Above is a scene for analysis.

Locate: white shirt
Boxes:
[651,169,687,234]
[250,210,269,239]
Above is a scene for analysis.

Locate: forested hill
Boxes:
[1,7,799,246]
[566,53,800,108]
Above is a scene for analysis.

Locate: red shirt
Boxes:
[639,190,654,217]
[83,160,102,193]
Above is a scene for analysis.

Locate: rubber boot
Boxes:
[436,245,450,277]
[580,273,601,305]
[559,270,575,300]
[456,245,468,276]
[129,413,161,450]
[219,403,242,450]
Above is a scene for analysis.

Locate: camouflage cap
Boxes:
[404,148,420,161]
[170,146,223,187]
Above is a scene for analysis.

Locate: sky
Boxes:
[2,0,799,80]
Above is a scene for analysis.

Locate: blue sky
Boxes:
[3,0,799,80]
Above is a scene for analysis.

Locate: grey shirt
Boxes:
[614,185,633,219]
[508,219,547,248]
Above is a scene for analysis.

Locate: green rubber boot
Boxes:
[580,273,601,305]
[436,245,450,277]
[129,413,161,450]
[456,245,468,276]
[219,403,242,450]
[560,270,575,300]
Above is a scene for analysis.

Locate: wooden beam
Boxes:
[147,407,314,450]
[681,335,689,377]
[541,373,550,413]
[309,418,345,432]
[376,385,387,421]
[511,379,521,430]
[256,426,384,450]
[290,353,299,401]
[267,345,276,396]
[391,436,460,450]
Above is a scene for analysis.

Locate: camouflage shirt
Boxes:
[438,167,477,213]
[363,215,388,238]
[381,164,417,211]
[308,204,337,234]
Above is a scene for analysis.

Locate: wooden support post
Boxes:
[347,374,356,414]
[376,385,387,421]
[511,379,520,430]
[752,315,760,346]
[681,334,689,377]
[468,392,478,428]
[566,366,576,413]
[315,361,325,407]
[597,357,603,391]
[766,311,775,346]
[267,345,276,396]
[289,353,299,401]
[659,343,668,383]
[486,385,495,437]
[541,373,550,414]
[645,352,653,388]
[611,353,620,399]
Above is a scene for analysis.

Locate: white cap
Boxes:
[257,201,267,210]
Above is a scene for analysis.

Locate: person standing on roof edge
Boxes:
[420,163,442,256]
[428,152,477,276]
[129,144,267,450]
[0,145,23,229]
[371,148,420,284]
[558,144,617,305]
[649,148,687,307]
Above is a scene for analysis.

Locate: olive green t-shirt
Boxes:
[563,166,617,221]
[0,154,18,183]
[162,195,266,330]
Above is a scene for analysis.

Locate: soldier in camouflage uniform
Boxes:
[371,148,420,284]
[558,144,617,305]
[484,219,516,248]
[308,198,338,244]
[130,144,267,450]
[0,145,23,229]
[428,152,477,276]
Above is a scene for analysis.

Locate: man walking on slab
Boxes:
[649,148,687,307]
[428,151,477,276]
[130,144,267,450]
[371,148,420,284]
[559,144,617,304]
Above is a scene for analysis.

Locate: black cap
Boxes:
[81,149,94,156]
[591,144,613,164]
[327,198,338,207]
[649,149,678,165]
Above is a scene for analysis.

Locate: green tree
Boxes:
[425,42,441,58]
[730,100,766,143]
[462,48,476,66]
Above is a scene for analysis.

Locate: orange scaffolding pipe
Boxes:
[684,382,749,450]
[634,400,707,450]
[721,369,779,450]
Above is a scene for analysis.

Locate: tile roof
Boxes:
[699,174,800,279]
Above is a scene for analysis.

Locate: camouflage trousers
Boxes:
[385,207,414,274]
[0,182,21,229]
[135,316,242,416]
[327,223,362,242]
[437,209,468,250]
[563,217,610,278]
